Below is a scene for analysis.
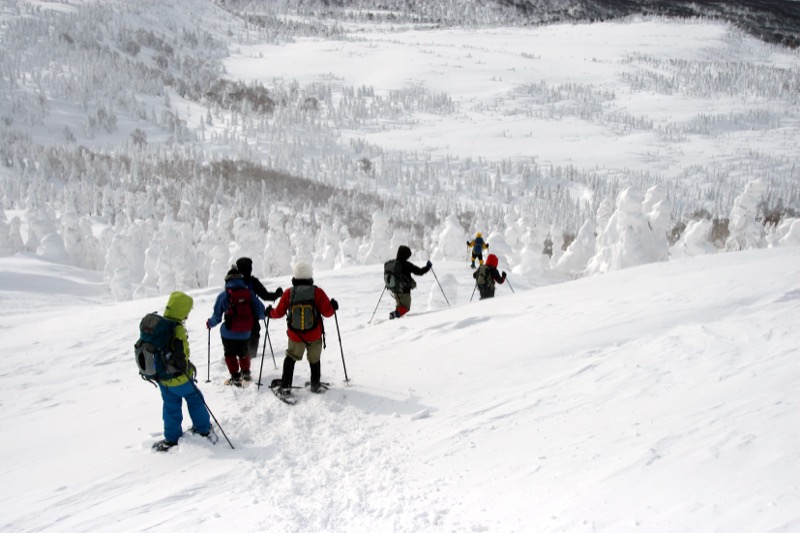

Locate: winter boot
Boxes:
[309,361,322,392]
[226,372,242,387]
[241,370,252,382]
[281,357,296,391]
[153,439,178,452]
[191,426,218,444]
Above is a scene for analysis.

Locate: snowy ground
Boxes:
[1,247,798,532]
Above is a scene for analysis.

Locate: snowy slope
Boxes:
[1,248,798,532]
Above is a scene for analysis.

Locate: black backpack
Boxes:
[288,284,319,333]
[135,313,179,384]
[475,265,495,290]
[384,259,414,292]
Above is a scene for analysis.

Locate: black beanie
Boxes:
[235,257,253,277]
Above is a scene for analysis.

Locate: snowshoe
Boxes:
[152,439,178,452]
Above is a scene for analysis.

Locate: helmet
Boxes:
[476,232,483,238]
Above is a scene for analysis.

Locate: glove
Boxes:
[266,305,273,314]
[466,241,470,246]
[502,271,507,279]
[275,287,283,298]
[486,243,489,248]
[205,319,212,330]
[330,298,339,311]
[426,260,432,268]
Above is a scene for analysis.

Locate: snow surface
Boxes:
[1,247,799,532]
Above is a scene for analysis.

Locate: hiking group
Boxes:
[138,236,508,452]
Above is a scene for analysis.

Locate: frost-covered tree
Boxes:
[725,179,766,251]
[105,220,153,300]
[61,212,102,270]
[776,218,800,246]
[313,217,342,272]
[671,219,716,257]
[554,219,596,276]
[431,214,466,261]
[361,211,392,264]
[263,208,292,276]
[36,233,70,264]
[643,185,671,261]
[231,216,265,269]
[486,230,512,269]
[586,187,665,274]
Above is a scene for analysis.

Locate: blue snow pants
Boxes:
[159,381,211,443]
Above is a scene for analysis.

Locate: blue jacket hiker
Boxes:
[467,232,489,269]
[206,266,266,387]
[235,257,282,359]
[153,291,214,452]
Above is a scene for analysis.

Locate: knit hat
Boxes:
[486,254,498,268]
[292,261,313,280]
[225,266,243,282]
[235,257,253,277]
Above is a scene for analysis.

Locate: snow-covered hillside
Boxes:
[1,247,798,532]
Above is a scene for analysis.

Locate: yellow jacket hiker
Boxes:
[150,291,214,452]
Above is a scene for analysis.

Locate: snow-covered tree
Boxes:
[431,214,466,261]
[360,211,392,264]
[586,187,665,274]
[554,219,596,276]
[726,179,767,251]
[671,219,716,258]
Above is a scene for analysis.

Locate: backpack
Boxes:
[475,265,494,289]
[288,284,319,332]
[384,259,415,292]
[224,286,255,333]
[135,312,180,383]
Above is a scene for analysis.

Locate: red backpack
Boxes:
[224,287,255,333]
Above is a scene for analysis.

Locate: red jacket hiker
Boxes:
[267,261,338,393]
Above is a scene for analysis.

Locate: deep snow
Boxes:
[1,247,799,532]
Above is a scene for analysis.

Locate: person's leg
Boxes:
[307,340,323,389]
[281,339,305,389]
[159,384,184,443]
[171,380,211,435]
[222,337,242,382]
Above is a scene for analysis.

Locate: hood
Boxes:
[486,254,498,268]
[225,278,248,290]
[164,291,193,322]
[396,245,412,261]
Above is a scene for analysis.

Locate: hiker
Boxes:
[151,291,213,452]
[206,266,266,386]
[473,253,507,299]
[467,232,489,269]
[235,257,283,358]
[267,261,337,395]
[388,245,432,319]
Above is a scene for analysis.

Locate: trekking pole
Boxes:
[368,286,386,324]
[186,375,234,450]
[470,282,478,302]
[430,266,451,307]
[257,317,276,389]
[506,276,515,293]
[333,310,350,384]
[266,319,277,369]
[261,319,268,359]
[205,328,211,383]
